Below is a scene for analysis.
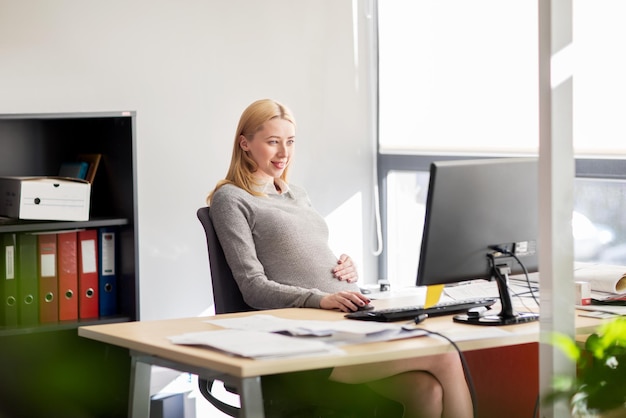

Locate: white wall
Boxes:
[0,0,378,320]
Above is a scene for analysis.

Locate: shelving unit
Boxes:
[0,111,138,417]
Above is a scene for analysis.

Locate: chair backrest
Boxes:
[197,207,254,314]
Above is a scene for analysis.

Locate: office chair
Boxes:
[197,206,403,417]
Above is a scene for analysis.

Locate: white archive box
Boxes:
[0,176,91,221]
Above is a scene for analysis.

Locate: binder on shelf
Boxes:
[98,227,118,317]
[78,229,99,319]
[37,233,58,323]
[1,233,18,327]
[57,231,79,321]
[17,233,38,326]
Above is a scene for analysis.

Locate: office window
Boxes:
[574,178,626,264]
[377,1,626,285]
[385,170,429,288]
[378,0,626,156]
[386,171,626,288]
[378,0,538,155]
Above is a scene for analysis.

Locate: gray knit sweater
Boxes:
[210,182,360,309]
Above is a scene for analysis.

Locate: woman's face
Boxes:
[240,118,295,182]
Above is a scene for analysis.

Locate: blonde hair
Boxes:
[207,99,296,204]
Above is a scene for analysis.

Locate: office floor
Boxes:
[151,305,237,417]
[194,380,239,417]
[153,368,236,417]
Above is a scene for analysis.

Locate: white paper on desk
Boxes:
[509,263,626,294]
[576,304,626,316]
[444,280,539,311]
[326,328,427,345]
[443,281,500,300]
[574,263,626,294]
[205,314,405,337]
[577,310,618,319]
[168,329,344,359]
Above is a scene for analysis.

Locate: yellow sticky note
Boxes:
[424,284,444,308]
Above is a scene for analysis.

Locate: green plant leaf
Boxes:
[552,332,582,362]
[546,318,626,414]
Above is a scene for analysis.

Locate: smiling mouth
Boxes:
[273,161,288,169]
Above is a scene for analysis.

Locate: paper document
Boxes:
[169,329,343,359]
[443,281,500,300]
[443,280,539,312]
[576,304,626,316]
[169,314,428,358]
[574,263,626,294]
[205,314,410,337]
[509,263,626,295]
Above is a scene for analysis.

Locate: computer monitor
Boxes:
[416,157,540,325]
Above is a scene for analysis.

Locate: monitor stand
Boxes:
[453,254,539,326]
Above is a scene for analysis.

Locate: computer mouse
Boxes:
[356,304,375,311]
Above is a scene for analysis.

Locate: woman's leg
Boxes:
[329,352,473,418]
[366,371,443,418]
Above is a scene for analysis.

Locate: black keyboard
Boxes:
[344,298,497,322]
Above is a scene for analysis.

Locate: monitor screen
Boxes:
[416,157,540,325]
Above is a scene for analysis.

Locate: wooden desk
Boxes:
[78,296,602,418]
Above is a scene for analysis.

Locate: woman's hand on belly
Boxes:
[332,254,358,283]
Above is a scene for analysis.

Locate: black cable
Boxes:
[495,247,540,307]
[510,252,539,306]
[414,328,478,418]
[511,288,540,298]
[533,393,540,418]
[487,252,538,314]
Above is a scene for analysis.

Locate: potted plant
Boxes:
[546,317,626,417]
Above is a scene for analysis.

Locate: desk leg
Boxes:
[128,356,152,418]
[239,376,265,418]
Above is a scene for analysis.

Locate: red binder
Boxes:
[57,231,78,321]
[78,229,99,319]
[37,233,58,323]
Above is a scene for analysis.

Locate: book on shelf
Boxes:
[77,153,101,184]
[58,161,89,180]
[58,153,101,184]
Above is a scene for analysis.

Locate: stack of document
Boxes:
[168,314,426,359]
[169,329,342,359]
[574,263,626,295]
